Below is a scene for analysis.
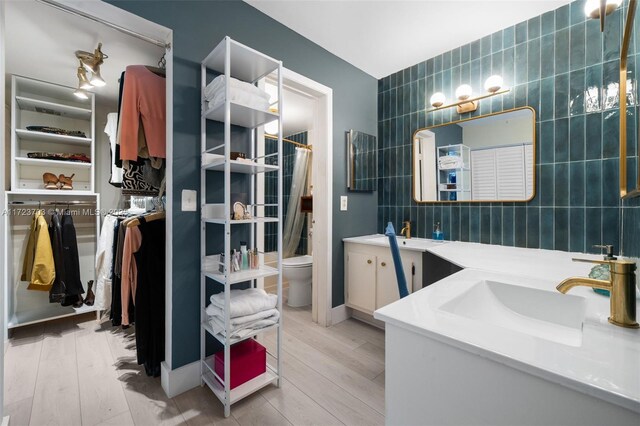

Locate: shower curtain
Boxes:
[283,147,310,258]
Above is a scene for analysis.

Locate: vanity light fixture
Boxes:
[429,92,446,108]
[74,42,108,91]
[584,0,623,31]
[428,75,509,114]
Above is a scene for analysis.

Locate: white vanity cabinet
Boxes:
[344,241,422,314]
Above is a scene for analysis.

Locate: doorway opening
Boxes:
[258,69,333,326]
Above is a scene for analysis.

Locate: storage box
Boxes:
[214,339,266,389]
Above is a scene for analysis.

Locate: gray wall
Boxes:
[107,0,378,369]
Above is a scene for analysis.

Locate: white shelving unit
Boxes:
[437,143,471,201]
[200,37,283,417]
[4,75,100,328]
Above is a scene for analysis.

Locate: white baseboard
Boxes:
[351,310,386,330]
[161,360,200,398]
[330,304,350,325]
[2,415,9,426]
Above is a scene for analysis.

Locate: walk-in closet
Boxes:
[3,0,170,422]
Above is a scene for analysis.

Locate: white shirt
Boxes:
[104,113,123,185]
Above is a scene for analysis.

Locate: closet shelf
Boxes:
[201,321,279,346]
[202,36,280,82]
[202,157,279,174]
[16,96,92,120]
[204,102,279,129]
[202,263,279,285]
[202,359,278,405]
[7,304,98,329]
[15,129,92,146]
[7,189,97,196]
[15,157,92,168]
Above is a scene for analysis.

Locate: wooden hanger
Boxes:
[126,210,166,228]
[145,66,166,77]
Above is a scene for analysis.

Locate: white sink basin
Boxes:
[439,280,587,347]
[365,235,447,250]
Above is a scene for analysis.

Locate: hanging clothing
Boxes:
[95,215,117,311]
[110,219,123,327]
[121,226,142,326]
[119,65,166,161]
[60,211,84,306]
[48,212,66,303]
[104,113,123,187]
[21,210,55,290]
[110,218,135,327]
[134,216,165,377]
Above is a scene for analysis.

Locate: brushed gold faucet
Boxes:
[557,253,638,328]
[400,221,411,239]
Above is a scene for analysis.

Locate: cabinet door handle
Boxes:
[367,259,372,264]
[381,262,386,267]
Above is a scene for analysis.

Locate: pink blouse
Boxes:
[119,65,166,161]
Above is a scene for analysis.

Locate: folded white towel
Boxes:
[208,308,280,339]
[211,318,279,340]
[205,75,271,102]
[438,155,464,169]
[207,89,271,112]
[209,288,277,318]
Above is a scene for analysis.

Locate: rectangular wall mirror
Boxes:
[413,107,536,203]
[347,129,377,191]
[621,0,640,198]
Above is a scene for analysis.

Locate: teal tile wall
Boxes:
[377,0,640,257]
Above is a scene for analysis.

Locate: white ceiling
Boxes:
[245,0,572,79]
[5,0,164,104]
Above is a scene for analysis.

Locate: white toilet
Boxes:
[282,255,313,307]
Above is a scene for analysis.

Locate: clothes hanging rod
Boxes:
[264,134,312,150]
[36,0,170,49]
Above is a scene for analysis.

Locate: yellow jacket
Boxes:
[21,210,55,290]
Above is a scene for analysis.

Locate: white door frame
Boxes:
[262,68,333,326]
[0,0,175,394]
[0,0,6,421]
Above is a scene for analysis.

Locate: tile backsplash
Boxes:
[377,0,640,257]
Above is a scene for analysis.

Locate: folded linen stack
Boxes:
[206,288,279,340]
[438,155,464,170]
[204,75,271,112]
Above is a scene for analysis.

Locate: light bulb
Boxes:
[484,75,503,93]
[264,120,278,135]
[74,88,89,100]
[584,0,622,18]
[90,69,106,87]
[430,92,446,108]
[455,84,473,100]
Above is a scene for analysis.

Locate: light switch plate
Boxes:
[340,195,348,211]
[182,189,197,212]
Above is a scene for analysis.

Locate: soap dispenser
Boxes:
[432,222,444,241]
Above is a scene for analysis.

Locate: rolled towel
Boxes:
[209,288,277,318]
[205,75,271,102]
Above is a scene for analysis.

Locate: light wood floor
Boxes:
[4,305,385,425]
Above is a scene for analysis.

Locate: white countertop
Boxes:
[368,238,640,413]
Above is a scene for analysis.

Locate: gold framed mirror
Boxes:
[412,106,536,203]
[620,0,640,198]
